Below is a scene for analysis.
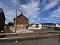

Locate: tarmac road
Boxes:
[0,31,60,45]
[0,37,60,45]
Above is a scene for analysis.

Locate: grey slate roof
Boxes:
[13,12,29,20]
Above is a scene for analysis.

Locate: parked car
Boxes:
[53,27,60,30]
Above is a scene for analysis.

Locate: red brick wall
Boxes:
[16,16,28,25]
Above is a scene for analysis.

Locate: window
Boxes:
[44,25,45,27]
[36,24,39,28]
[17,25,20,27]
[51,25,52,26]
[21,25,23,27]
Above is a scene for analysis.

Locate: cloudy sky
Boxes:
[0,0,60,24]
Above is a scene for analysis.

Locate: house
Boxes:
[56,23,60,27]
[13,12,29,29]
[0,8,5,32]
[28,24,42,30]
[41,23,56,28]
[28,23,56,30]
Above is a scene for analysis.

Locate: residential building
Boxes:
[56,23,60,27]
[28,23,56,30]
[13,12,29,29]
[28,24,42,30]
[41,23,56,28]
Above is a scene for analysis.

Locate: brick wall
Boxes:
[16,16,28,25]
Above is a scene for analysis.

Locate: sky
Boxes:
[0,0,60,24]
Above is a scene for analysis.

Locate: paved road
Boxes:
[0,33,60,40]
[0,37,60,45]
[0,32,60,45]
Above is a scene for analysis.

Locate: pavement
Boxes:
[9,27,33,33]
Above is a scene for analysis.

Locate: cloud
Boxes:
[12,0,17,3]
[4,9,16,24]
[5,10,16,19]
[42,6,60,23]
[39,0,60,23]
[50,6,60,18]
[0,0,60,24]
[42,0,59,11]
[0,0,40,24]
[19,0,40,23]
[0,0,16,24]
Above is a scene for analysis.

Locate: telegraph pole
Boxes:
[15,0,18,33]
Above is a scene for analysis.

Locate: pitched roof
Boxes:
[41,23,56,25]
[13,12,29,20]
[56,23,60,25]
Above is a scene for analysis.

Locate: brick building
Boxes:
[13,12,29,29]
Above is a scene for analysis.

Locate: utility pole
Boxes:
[15,0,18,33]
